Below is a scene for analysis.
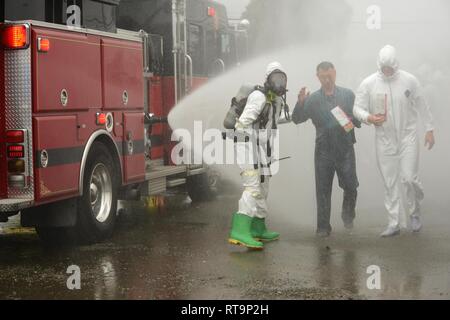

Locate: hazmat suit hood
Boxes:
[265,61,286,81]
[377,45,400,79]
[265,61,288,96]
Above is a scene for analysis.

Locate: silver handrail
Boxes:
[172,0,179,104]
[213,58,226,74]
[185,53,193,93]
[183,0,189,96]
[209,58,225,76]
[140,30,150,73]
[140,30,150,112]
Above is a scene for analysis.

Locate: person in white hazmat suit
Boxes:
[353,45,435,237]
[228,62,289,249]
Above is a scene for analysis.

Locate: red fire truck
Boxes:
[0,0,248,243]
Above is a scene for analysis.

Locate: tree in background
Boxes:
[242,0,353,55]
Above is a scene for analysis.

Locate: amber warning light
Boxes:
[1,24,30,49]
[38,37,50,52]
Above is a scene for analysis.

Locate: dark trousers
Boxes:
[314,145,359,232]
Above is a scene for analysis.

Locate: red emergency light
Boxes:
[7,145,25,158]
[208,6,216,17]
[1,24,30,49]
[6,130,25,144]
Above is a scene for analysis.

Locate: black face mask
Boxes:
[266,71,288,96]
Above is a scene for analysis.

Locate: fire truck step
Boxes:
[147,177,166,196]
[145,165,187,180]
[0,199,34,212]
[166,178,186,188]
[187,167,207,176]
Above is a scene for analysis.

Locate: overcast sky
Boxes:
[220,0,251,19]
[221,0,450,22]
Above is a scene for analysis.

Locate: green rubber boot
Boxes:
[251,217,280,242]
[229,213,264,249]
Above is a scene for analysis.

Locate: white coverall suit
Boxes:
[353,45,434,229]
[234,62,285,219]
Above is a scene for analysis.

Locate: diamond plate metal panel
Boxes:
[4,48,34,199]
[0,198,33,212]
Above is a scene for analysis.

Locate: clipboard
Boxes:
[331,106,355,133]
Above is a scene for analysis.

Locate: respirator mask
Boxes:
[266,70,288,96]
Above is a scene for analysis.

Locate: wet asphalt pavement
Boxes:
[1,184,450,300]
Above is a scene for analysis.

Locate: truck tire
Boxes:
[186,172,215,202]
[76,142,118,244]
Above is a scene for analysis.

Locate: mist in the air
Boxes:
[169,0,450,232]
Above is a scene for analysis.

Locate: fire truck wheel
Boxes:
[77,142,118,243]
[186,172,215,202]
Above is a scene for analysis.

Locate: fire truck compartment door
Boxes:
[33,115,80,201]
[32,27,102,112]
[122,112,145,184]
[101,38,144,110]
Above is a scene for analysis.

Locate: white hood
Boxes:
[265,61,285,80]
[377,45,399,78]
